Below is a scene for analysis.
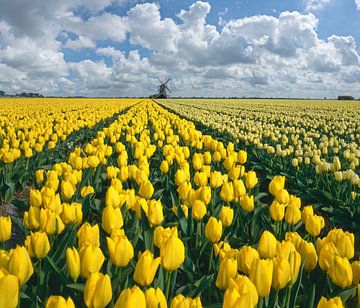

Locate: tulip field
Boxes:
[0,98,359,308]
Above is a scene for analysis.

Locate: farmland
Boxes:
[0,98,359,307]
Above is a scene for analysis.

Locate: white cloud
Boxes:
[64,36,96,49]
[305,0,332,12]
[355,0,360,10]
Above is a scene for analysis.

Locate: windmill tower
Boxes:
[155,77,172,98]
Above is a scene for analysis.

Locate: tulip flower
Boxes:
[352,261,360,286]
[288,249,301,286]
[0,216,11,242]
[269,200,286,222]
[30,189,42,208]
[194,171,208,187]
[272,257,291,290]
[154,226,178,249]
[249,258,273,297]
[80,186,94,197]
[268,176,285,197]
[199,186,211,205]
[79,246,105,279]
[160,160,169,173]
[8,245,34,286]
[35,169,44,185]
[301,205,314,224]
[107,235,134,268]
[45,296,75,308]
[220,182,234,202]
[245,171,258,189]
[77,223,100,248]
[26,231,50,259]
[84,272,112,308]
[276,241,296,260]
[160,235,185,272]
[328,255,353,288]
[219,206,234,227]
[298,240,318,271]
[305,214,325,237]
[258,230,277,259]
[215,257,238,290]
[102,206,124,234]
[239,194,254,213]
[115,285,146,308]
[139,180,154,200]
[66,247,80,282]
[133,250,161,286]
[105,186,121,208]
[238,150,247,164]
[145,288,167,308]
[61,180,75,200]
[170,294,202,308]
[285,203,301,225]
[210,171,223,188]
[192,200,207,221]
[223,275,258,308]
[193,153,203,170]
[205,217,223,243]
[317,296,344,308]
[237,246,260,275]
[147,199,164,226]
[0,273,19,308]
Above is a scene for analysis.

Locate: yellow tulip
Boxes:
[0,274,19,308]
[148,199,164,226]
[305,214,325,237]
[275,189,290,204]
[145,288,167,308]
[139,180,154,200]
[199,185,212,205]
[102,206,124,234]
[77,223,100,248]
[205,217,222,243]
[84,272,112,308]
[352,261,360,286]
[220,182,234,202]
[301,205,314,224]
[160,160,169,173]
[105,186,121,208]
[245,171,258,189]
[219,206,234,227]
[258,230,277,259]
[237,246,260,275]
[249,258,273,297]
[35,169,44,185]
[8,245,34,286]
[272,257,291,290]
[80,186,94,197]
[238,150,247,164]
[115,285,146,308]
[288,249,301,286]
[192,200,207,221]
[328,255,353,288]
[45,296,75,308]
[175,169,187,185]
[215,257,238,290]
[210,171,223,188]
[160,235,185,272]
[269,200,285,222]
[79,246,105,279]
[61,180,75,200]
[133,250,161,286]
[30,189,42,207]
[153,226,178,249]
[298,240,318,271]
[233,179,246,197]
[268,175,285,197]
[285,203,301,225]
[27,231,50,259]
[107,235,134,268]
[66,247,80,282]
[194,171,208,187]
[192,153,203,170]
[0,216,11,242]
[170,294,202,308]
[317,296,344,308]
[224,275,258,307]
[318,241,338,271]
[239,194,254,213]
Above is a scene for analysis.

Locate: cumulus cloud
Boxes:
[305,0,332,12]
[355,0,360,10]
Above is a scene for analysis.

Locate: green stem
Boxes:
[208,246,213,273]
[285,286,292,308]
[195,220,201,248]
[258,297,264,308]
[165,271,172,303]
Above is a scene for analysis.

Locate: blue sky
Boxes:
[0,0,359,97]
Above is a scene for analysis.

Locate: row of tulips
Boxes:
[0,99,358,307]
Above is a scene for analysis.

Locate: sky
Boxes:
[0,0,360,98]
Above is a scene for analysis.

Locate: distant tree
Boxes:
[338,95,354,100]
[0,91,5,96]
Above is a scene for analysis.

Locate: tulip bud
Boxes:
[249,258,273,297]
[115,285,146,308]
[0,273,19,308]
[133,250,161,286]
[79,246,105,279]
[205,217,222,243]
[258,230,277,259]
[8,246,34,286]
[66,247,80,282]
[328,255,353,288]
[30,189,42,208]
[245,171,258,189]
[210,171,223,188]
[105,186,121,208]
[148,200,164,226]
[269,200,285,222]
[237,246,260,274]
[84,272,112,308]
[220,182,234,202]
[160,235,185,272]
[215,257,238,290]
[219,206,234,227]
[77,223,100,248]
[239,194,254,213]
[194,172,208,187]
[27,231,50,259]
[0,216,11,242]
[301,205,314,224]
[285,203,301,225]
[288,250,301,286]
[272,257,291,290]
[160,160,169,174]
[192,200,207,221]
[276,189,290,204]
[107,235,134,268]
[35,169,44,185]
[139,180,154,200]
[61,180,75,200]
[305,214,325,237]
[298,240,318,271]
[145,288,167,308]
[102,206,124,234]
[45,296,75,308]
[80,186,94,197]
[268,176,285,197]
[317,296,344,308]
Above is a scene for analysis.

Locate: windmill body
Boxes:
[152,77,172,98]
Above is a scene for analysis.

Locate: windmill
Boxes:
[152,77,172,99]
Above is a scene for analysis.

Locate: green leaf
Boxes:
[46,255,71,285]
[66,283,85,293]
